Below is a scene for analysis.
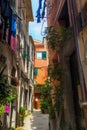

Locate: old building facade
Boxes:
[0,0,34,129]
[46,0,87,130]
[34,39,48,109]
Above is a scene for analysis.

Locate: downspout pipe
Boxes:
[69,0,87,102]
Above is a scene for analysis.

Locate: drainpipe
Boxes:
[69,0,87,102]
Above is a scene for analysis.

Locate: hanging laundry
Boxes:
[1,0,6,15]
[3,17,11,40]
[1,0,12,41]
[36,9,41,23]
[6,18,10,28]
[10,35,17,53]
[11,15,17,37]
[36,0,43,23]
[39,0,42,9]
[10,15,17,52]
[42,0,46,19]
[1,0,12,18]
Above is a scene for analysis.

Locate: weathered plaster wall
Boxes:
[0,43,17,77]
[78,26,87,90]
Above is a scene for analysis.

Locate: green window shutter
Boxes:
[24,35,26,45]
[22,51,26,58]
[34,68,38,76]
[42,51,46,59]
[30,66,32,77]
[27,56,30,61]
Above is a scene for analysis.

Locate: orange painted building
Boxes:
[33,39,48,109]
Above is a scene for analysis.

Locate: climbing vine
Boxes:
[46,26,73,49]
[0,65,17,129]
[53,85,64,113]
[0,66,17,105]
[48,62,64,118]
[40,80,54,116]
[48,63,63,80]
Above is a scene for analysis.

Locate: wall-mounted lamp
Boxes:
[35,97,38,102]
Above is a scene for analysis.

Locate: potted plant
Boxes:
[0,66,18,129]
[19,106,25,126]
[40,98,48,113]
[0,104,5,117]
[40,80,51,114]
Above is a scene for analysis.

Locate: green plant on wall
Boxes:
[48,63,63,80]
[48,59,64,115]
[41,80,52,97]
[6,94,17,103]
[48,104,55,118]
[19,106,25,126]
[40,80,52,113]
[40,98,48,112]
[0,66,11,104]
[0,66,17,105]
[46,26,73,49]
[34,85,42,91]
[0,65,18,129]
[53,85,64,113]
[40,80,64,118]
[0,105,4,117]
[40,80,55,118]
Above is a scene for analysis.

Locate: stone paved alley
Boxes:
[24,109,49,130]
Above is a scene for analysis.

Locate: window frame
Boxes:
[36,51,47,59]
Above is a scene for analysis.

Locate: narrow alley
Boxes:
[24,109,49,130]
[1,0,87,130]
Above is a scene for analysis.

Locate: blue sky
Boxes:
[29,0,47,42]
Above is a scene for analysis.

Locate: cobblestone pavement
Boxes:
[24,109,49,130]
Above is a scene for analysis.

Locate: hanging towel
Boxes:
[1,0,12,18]
[11,15,17,37]
[39,0,42,9]
[10,35,17,53]
[42,0,46,19]
[36,0,43,23]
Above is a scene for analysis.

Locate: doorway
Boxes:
[69,52,84,130]
[34,93,41,109]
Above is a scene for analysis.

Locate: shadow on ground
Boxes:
[30,109,49,130]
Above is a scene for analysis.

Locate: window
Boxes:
[36,51,47,59]
[36,52,42,59]
[34,68,38,76]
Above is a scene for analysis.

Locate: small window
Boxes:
[36,52,42,59]
[36,51,47,59]
[34,68,38,76]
